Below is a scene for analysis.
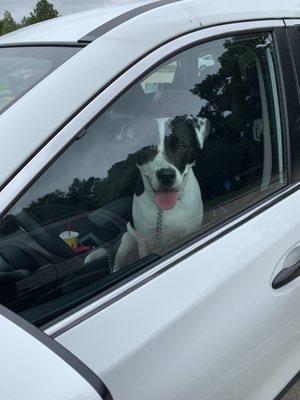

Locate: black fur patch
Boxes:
[134,145,158,166]
[164,116,199,173]
[134,172,145,196]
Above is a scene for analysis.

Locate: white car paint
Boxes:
[57,189,300,400]
[0,314,103,399]
[0,1,149,44]
[0,2,299,399]
[0,0,299,45]
[0,0,299,186]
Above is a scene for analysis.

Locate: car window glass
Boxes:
[0,46,80,114]
[0,33,287,326]
[141,60,177,93]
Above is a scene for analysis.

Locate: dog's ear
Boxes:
[191,117,210,149]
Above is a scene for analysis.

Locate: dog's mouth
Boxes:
[155,189,178,210]
[145,175,178,211]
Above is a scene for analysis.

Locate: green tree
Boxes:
[0,0,59,36]
[21,0,59,26]
[0,11,19,36]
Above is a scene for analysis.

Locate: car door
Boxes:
[0,20,299,400]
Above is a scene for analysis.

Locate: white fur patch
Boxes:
[84,247,108,264]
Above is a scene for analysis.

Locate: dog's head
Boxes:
[134,115,210,210]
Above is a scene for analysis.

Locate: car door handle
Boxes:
[272,260,300,289]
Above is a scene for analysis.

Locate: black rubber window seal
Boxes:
[78,0,182,43]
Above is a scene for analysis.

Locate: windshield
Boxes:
[0,46,80,113]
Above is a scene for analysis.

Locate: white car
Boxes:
[198,54,215,73]
[0,1,299,399]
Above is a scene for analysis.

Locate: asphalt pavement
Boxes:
[282,379,300,400]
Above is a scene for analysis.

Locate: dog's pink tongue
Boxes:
[155,189,178,210]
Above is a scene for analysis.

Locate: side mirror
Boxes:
[0,306,111,400]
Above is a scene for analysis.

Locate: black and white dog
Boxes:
[85,115,210,271]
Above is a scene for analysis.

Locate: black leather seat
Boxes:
[15,209,75,259]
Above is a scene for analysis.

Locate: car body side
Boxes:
[0,2,299,400]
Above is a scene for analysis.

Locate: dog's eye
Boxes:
[177,143,187,152]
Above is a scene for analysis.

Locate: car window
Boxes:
[141,60,177,93]
[198,53,215,75]
[0,46,80,114]
[0,32,287,326]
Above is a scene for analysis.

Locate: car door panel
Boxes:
[57,188,300,400]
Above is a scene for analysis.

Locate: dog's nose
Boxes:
[156,168,176,186]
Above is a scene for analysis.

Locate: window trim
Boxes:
[0,19,291,336]
[282,23,300,183]
[78,0,182,43]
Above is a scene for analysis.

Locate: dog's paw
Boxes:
[84,247,108,264]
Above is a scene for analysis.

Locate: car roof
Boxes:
[0,0,300,189]
[0,0,299,45]
[0,0,148,44]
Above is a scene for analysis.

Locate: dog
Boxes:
[85,114,210,271]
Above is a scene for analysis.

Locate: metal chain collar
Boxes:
[156,208,163,252]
